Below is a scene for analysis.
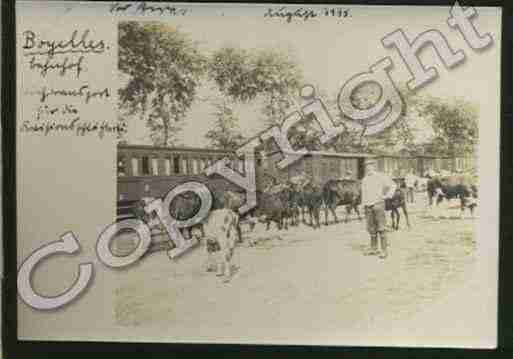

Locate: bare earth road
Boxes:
[113,193,477,345]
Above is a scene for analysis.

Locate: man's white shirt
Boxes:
[405,173,417,188]
[361,172,397,206]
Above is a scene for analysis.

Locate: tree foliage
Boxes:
[208,47,303,126]
[118,21,207,146]
[418,97,478,157]
[287,83,477,159]
[204,102,246,151]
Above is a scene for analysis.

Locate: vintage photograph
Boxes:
[13,1,500,348]
[113,5,487,344]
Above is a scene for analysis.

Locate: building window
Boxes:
[131,158,139,176]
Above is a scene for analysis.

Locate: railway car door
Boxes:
[357,158,365,179]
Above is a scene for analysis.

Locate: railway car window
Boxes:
[152,158,159,175]
[173,156,180,174]
[351,159,357,178]
[377,158,384,172]
[182,158,188,174]
[164,158,171,175]
[320,161,327,179]
[142,156,150,175]
[131,158,139,176]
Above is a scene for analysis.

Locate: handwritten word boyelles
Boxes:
[18,3,493,310]
[22,29,108,78]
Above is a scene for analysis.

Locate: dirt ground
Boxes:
[113,192,477,344]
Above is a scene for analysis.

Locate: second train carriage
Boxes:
[376,154,475,179]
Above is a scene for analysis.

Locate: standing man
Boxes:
[404,170,417,204]
[361,159,397,259]
[426,170,442,207]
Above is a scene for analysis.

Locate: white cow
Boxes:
[203,208,239,282]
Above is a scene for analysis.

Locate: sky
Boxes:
[121,5,501,149]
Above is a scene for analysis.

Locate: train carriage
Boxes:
[376,154,475,179]
[117,144,476,210]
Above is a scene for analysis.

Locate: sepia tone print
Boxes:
[14,2,499,347]
[114,17,479,335]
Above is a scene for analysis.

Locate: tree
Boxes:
[118,22,207,146]
[321,83,429,155]
[204,102,246,151]
[208,47,303,126]
[419,96,478,158]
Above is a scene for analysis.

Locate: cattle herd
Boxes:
[130,171,478,247]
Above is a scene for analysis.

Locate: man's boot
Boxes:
[365,235,378,255]
[378,231,388,259]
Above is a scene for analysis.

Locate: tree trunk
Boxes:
[163,117,169,147]
[449,142,456,172]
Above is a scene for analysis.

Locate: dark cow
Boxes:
[426,176,443,206]
[429,175,478,218]
[279,182,301,228]
[287,182,304,226]
[302,180,324,229]
[254,187,289,231]
[322,179,362,225]
[294,184,310,225]
[385,186,410,230]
